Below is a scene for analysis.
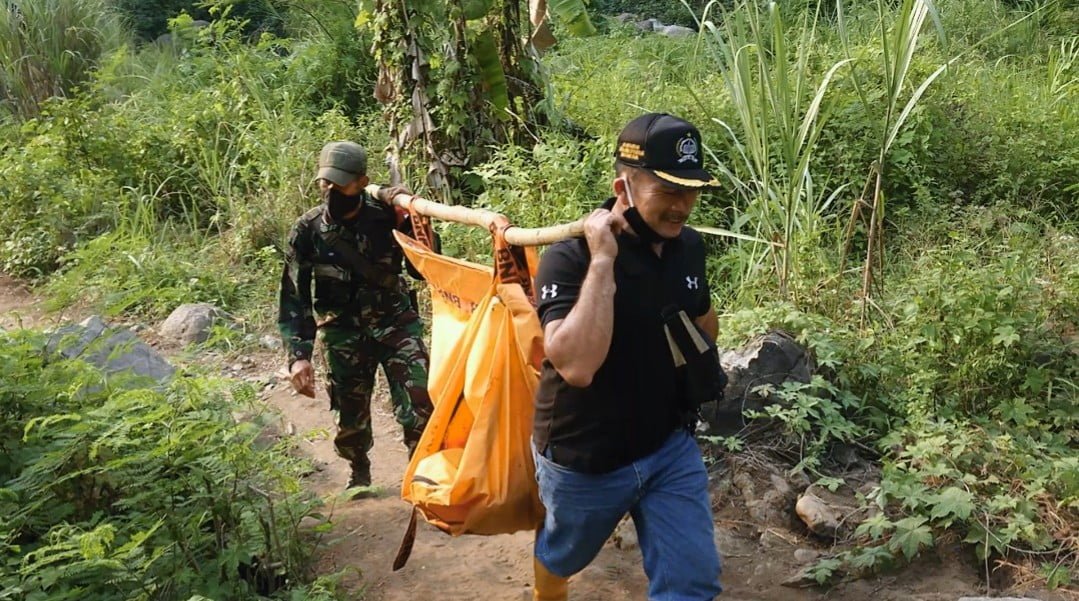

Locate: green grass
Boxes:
[0,0,128,120]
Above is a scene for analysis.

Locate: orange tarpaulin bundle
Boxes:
[393,226,544,549]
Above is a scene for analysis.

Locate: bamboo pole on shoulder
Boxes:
[367,184,585,247]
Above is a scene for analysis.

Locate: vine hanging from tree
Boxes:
[359,0,594,203]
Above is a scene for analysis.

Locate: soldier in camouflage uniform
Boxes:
[278,140,434,496]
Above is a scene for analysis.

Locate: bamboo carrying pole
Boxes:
[367,185,779,248]
[367,184,584,247]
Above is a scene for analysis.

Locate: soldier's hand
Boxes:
[583,208,626,261]
[377,185,412,206]
[289,360,315,398]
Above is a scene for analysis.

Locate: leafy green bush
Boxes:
[0,24,378,286]
[275,1,380,116]
[112,0,286,42]
[0,98,129,277]
[719,205,1077,580]
[446,132,610,262]
[0,329,334,599]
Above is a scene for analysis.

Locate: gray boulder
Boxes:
[635,18,661,32]
[48,316,175,383]
[614,12,639,23]
[660,24,695,37]
[160,303,228,345]
[718,330,815,415]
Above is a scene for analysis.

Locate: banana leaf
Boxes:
[462,0,493,21]
[547,0,596,36]
[472,29,509,115]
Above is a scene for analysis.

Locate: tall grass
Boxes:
[836,0,1064,320]
[697,0,851,301]
[1047,35,1078,113]
[0,0,128,120]
[835,0,946,321]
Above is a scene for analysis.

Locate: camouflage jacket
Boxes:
[278,193,417,366]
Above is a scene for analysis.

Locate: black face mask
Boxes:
[324,187,364,224]
[621,178,676,245]
[623,206,670,245]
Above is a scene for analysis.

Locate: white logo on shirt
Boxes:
[686,276,699,290]
[541,284,559,300]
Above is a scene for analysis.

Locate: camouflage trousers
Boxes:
[317,310,433,470]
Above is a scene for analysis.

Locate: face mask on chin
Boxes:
[620,176,676,245]
[324,186,363,223]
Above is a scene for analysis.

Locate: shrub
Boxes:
[0,28,379,287]
[719,205,1077,580]
[43,230,268,319]
[112,0,287,42]
[0,328,331,599]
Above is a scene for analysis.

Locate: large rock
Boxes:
[160,303,228,345]
[712,330,815,418]
[795,492,843,539]
[259,334,281,351]
[731,467,797,529]
[48,316,175,383]
[635,18,661,32]
[795,484,862,540]
[660,24,695,37]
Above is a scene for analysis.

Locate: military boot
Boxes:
[344,457,375,499]
[403,428,423,460]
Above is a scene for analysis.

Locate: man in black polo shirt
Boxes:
[531,113,723,601]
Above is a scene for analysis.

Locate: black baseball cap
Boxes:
[614,113,720,189]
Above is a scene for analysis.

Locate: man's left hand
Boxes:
[377,185,412,206]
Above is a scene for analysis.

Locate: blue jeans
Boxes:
[533,430,722,600]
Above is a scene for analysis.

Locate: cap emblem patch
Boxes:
[676,135,698,164]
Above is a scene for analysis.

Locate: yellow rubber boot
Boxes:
[533,557,569,601]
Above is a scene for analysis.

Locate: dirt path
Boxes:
[260,383,998,601]
[0,274,43,329]
[1,274,1066,601]
[262,380,649,601]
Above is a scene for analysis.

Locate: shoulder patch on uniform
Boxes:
[300,205,325,224]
